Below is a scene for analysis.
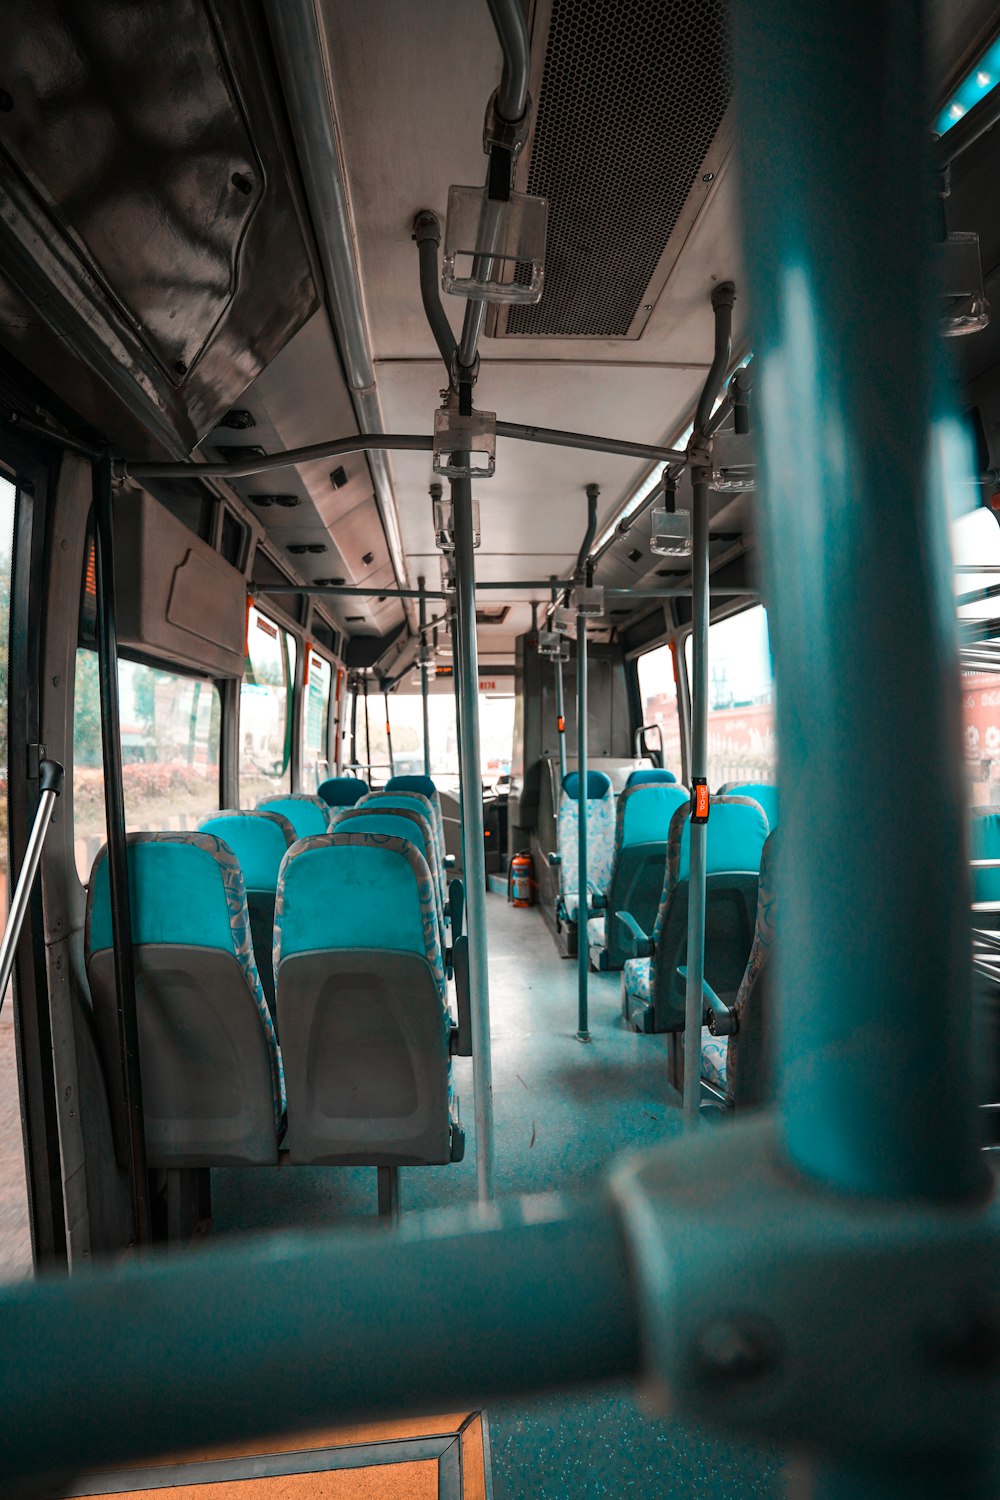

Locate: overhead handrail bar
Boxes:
[412,213,458,374]
[937,75,1000,167]
[123,424,688,484]
[682,282,735,1128]
[255,582,756,602]
[0,759,63,1016]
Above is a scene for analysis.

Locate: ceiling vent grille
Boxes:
[500,0,730,339]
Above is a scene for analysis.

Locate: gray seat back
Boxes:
[85,833,283,1167]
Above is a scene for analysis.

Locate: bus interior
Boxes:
[0,1,998,1496]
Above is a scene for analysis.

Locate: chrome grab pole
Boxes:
[682,283,734,1126]
[418,577,431,776]
[576,608,590,1042]
[451,465,496,1202]
[383,692,394,779]
[0,759,63,1015]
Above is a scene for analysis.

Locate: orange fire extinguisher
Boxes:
[507,851,535,908]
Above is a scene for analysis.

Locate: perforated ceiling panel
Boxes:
[504,0,730,338]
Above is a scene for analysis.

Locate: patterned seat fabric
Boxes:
[724,830,779,1105]
[198,809,297,1021]
[317,776,369,808]
[557,770,615,919]
[355,790,447,912]
[621,795,768,1034]
[718,781,779,832]
[85,833,284,1162]
[257,793,334,839]
[385,774,447,878]
[273,831,459,1167]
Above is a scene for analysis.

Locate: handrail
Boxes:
[0,759,63,1016]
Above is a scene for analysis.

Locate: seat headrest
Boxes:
[257,795,331,837]
[719,782,779,831]
[317,776,369,808]
[625,768,678,789]
[562,770,613,801]
[619,783,689,846]
[198,810,296,890]
[386,774,439,802]
[86,833,246,957]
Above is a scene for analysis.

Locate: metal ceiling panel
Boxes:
[497,0,732,339]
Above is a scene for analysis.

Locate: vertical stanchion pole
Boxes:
[362,674,371,781]
[576,607,590,1042]
[332,669,344,774]
[450,466,495,1203]
[418,576,431,775]
[682,471,710,1124]
[730,0,990,1488]
[93,454,151,1246]
[349,676,358,773]
[555,654,568,786]
[383,692,394,779]
[551,584,569,786]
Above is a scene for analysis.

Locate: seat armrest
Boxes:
[674,967,738,1035]
[444,853,456,870]
[450,935,473,1056]
[448,878,465,941]
[587,881,607,910]
[616,911,654,958]
[546,850,561,867]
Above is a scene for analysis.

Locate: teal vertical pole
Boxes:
[730,0,986,1191]
[576,610,590,1042]
[450,469,496,1202]
[418,576,431,776]
[682,471,710,1123]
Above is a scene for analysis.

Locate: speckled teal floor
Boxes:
[211,893,783,1498]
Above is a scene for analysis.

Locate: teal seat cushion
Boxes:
[618,784,688,849]
[87,838,237,955]
[625,768,678,788]
[317,777,369,808]
[199,811,294,891]
[972,808,1000,903]
[720,781,779,832]
[274,832,440,971]
[257,795,331,839]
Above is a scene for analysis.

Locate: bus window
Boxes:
[372,688,514,791]
[240,606,297,802]
[953,507,1000,804]
[636,643,683,772]
[302,647,332,789]
[685,605,776,789]
[73,653,222,883]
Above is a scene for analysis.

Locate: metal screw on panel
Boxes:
[174,360,188,376]
[643,304,653,312]
[702,171,715,182]
[231,171,254,196]
[692,1316,778,1384]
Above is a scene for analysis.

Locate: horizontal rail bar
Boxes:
[124,424,691,484]
[124,435,434,482]
[256,580,757,603]
[0,1197,638,1491]
[495,420,687,465]
[255,584,449,601]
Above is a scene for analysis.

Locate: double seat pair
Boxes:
[555,766,778,1105]
[84,774,468,1177]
